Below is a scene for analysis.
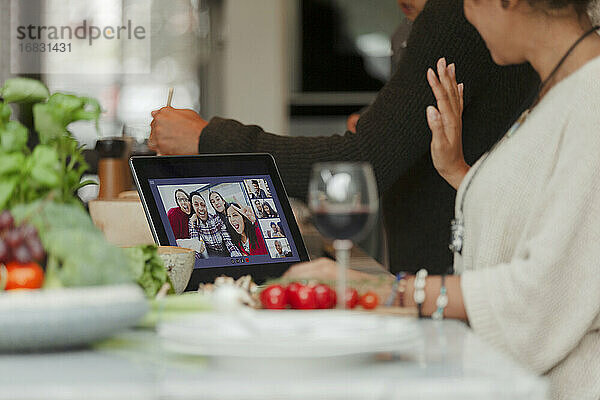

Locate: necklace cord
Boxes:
[535,25,600,105]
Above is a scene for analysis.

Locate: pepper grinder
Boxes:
[95,138,128,199]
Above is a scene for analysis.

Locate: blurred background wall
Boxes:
[2,0,404,143]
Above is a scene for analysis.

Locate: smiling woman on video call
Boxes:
[286,0,600,398]
[226,203,267,256]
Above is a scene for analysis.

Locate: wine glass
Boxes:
[308,162,378,309]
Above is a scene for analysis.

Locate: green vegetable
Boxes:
[1,78,134,290]
[29,145,61,188]
[11,201,134,287]
[0,78,50,103]
[123,245,173,298]
[0,103,12,126]
[34,94,101,144]
[0,152,25,175]
[0,121,28,152]
[0,77,101,210]
[0,178,19,214]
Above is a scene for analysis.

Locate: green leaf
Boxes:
[30,145,61,187]
[0,120,28,152]
[33,103,68,144]
[123,245,167,298]
[72,97,102,122]
[48,93,84,115]
[0,152,25,175]
[123,247,146,279]
[0,102,11,125]
[1,78,50,103]
[0,177,18,210]
[33,94,103,143]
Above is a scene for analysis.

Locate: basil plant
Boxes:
[0,78,101,209]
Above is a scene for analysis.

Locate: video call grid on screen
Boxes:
[149,175,301,269]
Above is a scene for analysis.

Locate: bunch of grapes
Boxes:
[0,211,45,265]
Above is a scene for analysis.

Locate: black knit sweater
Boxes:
[198,0,540,274]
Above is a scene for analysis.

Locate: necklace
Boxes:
[448,25,600,258]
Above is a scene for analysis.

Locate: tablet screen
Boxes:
[148,175,302,269]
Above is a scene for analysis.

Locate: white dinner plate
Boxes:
[0,284,148,352]
[158,310,421,359]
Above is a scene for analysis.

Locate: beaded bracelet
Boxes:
[385,272,407,307]
[413,269,428,318]
[431,274,448,320]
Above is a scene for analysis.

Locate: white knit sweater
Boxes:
[455,56,600,400]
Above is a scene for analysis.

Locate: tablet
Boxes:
[130,154,309,288]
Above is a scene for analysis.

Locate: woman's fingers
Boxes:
[428,59,463,138]
[437,58,459,113]
[427,105,452,169]
[231,204,244,216]
[231,204,257,224]
[427,68,457,140]
[426,106,446,144]
[458,83,464,113]
[444,61,461,112]
[243,206,256,223]
[426,59,468,188]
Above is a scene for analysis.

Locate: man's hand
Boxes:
[149,107,208,155]
[346,113,361,133]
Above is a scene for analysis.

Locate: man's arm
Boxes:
[196,0,492,200]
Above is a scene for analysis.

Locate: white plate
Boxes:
[0,284,148,352]
[159,310,421,359]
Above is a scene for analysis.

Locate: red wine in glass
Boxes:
[308,162,378,308]
[312,210,373,241]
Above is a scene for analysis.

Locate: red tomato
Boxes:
[260,285,288,309]
[3,262,44,290]
[360,291,379,310]
[313,283,336,309]
[285,282,303,308]
[345,287,359,309]
[287,283,317,309]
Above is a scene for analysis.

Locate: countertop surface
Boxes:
[0,319,548,400]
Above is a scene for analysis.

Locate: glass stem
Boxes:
[333,239,353,309]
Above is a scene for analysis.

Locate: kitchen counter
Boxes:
[0,319,547,400]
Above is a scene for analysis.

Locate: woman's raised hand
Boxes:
[232,204,256,225]
[426,58,470,190]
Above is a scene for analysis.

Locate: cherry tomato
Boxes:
[313,283,336,309]
[345,287,359,309]
[287,283,317,309]
[2,261,44,290]
[285,282,303,308]
[360,291,379,310]
[260,284,288,309]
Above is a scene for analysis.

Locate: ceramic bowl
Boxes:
[0,284,148,352]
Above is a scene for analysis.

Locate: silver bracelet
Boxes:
[414,269,428,318]
[431,274,448,320]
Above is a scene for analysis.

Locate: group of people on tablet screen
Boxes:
[166,179,293,259]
